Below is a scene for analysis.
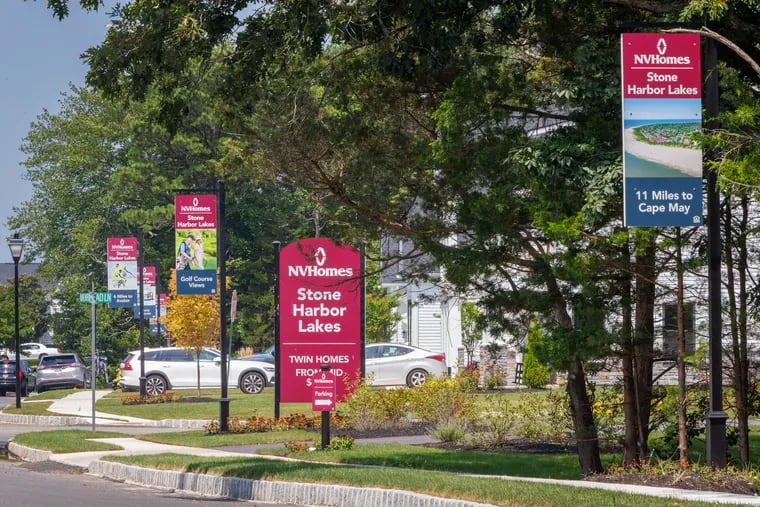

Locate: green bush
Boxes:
[522,322,550,388]
[467,394,516,447]
[408,376,475,427]
[454,364,480,391]
[341,379,413,431]
[429,423,467,444]
[328,435,355,450]
[513,390,572,443]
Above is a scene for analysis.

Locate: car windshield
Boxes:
[40,355,78,366]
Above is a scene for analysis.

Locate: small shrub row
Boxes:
[204,411,347,435]
[282,435,355,452]
[121,392,181,405]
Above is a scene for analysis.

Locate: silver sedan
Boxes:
[365,343,448,387]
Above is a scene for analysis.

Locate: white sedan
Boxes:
[365,343,448,387]
[20,342,61,359]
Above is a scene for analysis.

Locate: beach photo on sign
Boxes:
[175,231,217,270]
[622,98,702,178]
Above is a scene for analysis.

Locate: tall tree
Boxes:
[33,0,760,474]
[164,268,220,396]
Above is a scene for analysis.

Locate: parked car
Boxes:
[118,347,276,396]
[20,342,61,359]
[365,343,447,387]
[35,353,87,393]
[0,357,35,396]
[238,345,275,364]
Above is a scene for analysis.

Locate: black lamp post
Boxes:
[8,233,24,409]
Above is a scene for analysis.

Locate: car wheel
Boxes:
[145,374,167,396]
[0,390,5,397]
[240,371,265,394]
[406,369,429,388]
[21,381,28,397]
[36,385,45,394]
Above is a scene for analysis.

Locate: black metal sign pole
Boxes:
[360,242,366,380]
[138,227,146,396]
[273,240,281,420]
[218,180,230,432]
[155,263,162,347]
[320,364,331,449]
[703,36,727,468]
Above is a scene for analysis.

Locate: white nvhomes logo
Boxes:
[193,197,199,206]
[314,247,327,266]
[657,38,667,55]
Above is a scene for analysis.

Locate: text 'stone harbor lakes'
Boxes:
[621,33,703,227]
[279,238,362,403]
[107,236,138,308]
[175,194,217,294]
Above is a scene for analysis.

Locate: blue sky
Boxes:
[0,1,113,263]
[623,98,702,120]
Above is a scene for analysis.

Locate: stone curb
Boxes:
[89,460,495,507]
[0,413,206,429]
[8,442,51,462]
[8,441,492,506]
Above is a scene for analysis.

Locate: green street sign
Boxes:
[79,291,112,304]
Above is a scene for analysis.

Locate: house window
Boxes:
[662,303,696,358]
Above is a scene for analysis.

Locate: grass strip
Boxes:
[95,390,312,420]
[12,429,128,453]
[258,443,615,480]
[104,453,709,507]
[138,429,318,448]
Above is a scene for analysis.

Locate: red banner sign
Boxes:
[622,33,701,99]
[107,237,137,261]
[279,238,362,403]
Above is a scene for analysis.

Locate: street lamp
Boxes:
[8,233,24,409]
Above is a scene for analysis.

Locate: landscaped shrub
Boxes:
[408,376,475,427]
[454,363,480,391]
[521,322,550,388]
[328,435,355,450]
[513,390,572,443]
[467,393,516,447]
[339,372,414,430]
[121,392,181,405]
[590,385,626,445]
[203,411,326,435]
[429,423,467,444]
[284,440,312,452]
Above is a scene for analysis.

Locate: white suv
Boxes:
[119,347,275,396]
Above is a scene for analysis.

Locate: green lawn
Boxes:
[94,389,314,420]
[138,429,318,447]
[13,430,126,453]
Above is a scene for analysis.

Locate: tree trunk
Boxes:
[566,357,603,475]
[675,228,688,465]
[725,194,750,467]
[620,235,640,467]
[633,232,656,457]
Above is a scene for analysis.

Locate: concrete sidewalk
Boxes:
[46,390,153,425]
[6,391,760,505]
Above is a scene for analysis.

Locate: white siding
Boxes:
[417,303,442,352]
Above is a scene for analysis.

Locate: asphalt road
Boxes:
[0,460,292,507]
[0,394,300,507]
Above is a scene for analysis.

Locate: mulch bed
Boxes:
[585,470,758,496]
